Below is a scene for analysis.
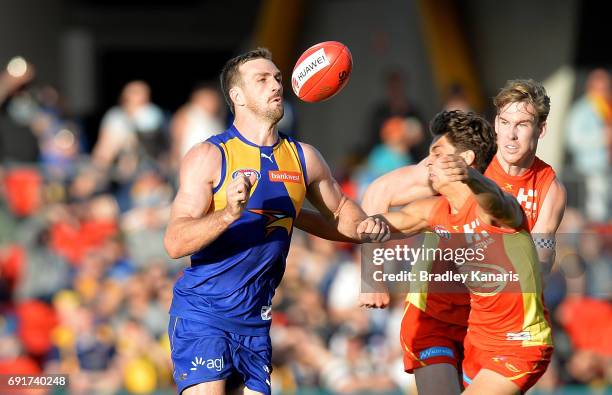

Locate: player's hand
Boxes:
[433,154,470,183]
[224,173,257,222]
[357,215,390,242]
[359,292,390,309]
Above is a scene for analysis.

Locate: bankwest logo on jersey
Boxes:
[269,170,301,184]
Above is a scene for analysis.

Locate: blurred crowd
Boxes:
[0,60,610,395]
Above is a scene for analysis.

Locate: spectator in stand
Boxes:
[170,82,224,169]
[355,116,423,200]
[0,57,39,165]
[443,82,472,112]
[30,85,81,181]
[565,68,612,222]
[92,80,166,173]
[366,69,428,161]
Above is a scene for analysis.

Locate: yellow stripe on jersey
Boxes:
[212,136,307,219]
[273,140,307,216]
[502,231,553,347]
[405,232,440,311]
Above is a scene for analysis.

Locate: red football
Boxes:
[291,41,352,102]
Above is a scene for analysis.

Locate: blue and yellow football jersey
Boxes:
[169,125,308,335]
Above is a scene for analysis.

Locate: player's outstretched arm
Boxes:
[297,143,389,242]
[436,154,523,228]
[531,178,566,275]
[164,143,255,258]
[361,158,434,215]
[359,164,435,308]
[295,208,357,242]
[380,198,435,236]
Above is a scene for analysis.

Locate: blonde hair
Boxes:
[494,79,550,125]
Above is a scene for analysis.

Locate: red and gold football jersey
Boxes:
[426,195,553,350]
[485,155,557,231]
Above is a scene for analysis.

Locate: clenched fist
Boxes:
[224,173,257,221]
[356,215,390,243]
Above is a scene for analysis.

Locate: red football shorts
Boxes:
[400,303,467,373]
[462,333,553,393]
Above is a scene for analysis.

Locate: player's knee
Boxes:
[182,380,226,395]
[415,364,461,395]
[462,369,520,395]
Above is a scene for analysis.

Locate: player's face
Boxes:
[238,58,284,123]
[495,101,543,165]
[426,135,457,191]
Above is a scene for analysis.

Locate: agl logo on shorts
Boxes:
[190,356,224,372]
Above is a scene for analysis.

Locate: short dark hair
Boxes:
[430,110,497,173]
[494,79,550,126]
[220,48,273,114]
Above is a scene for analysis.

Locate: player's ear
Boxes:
[461,150,476,167]
[537,121,547,139]
[230,86,244,109]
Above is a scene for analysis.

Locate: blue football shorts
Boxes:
[168,316,272,395]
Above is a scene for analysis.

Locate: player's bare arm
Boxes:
[379,197,436,236]
[297,142,389,242]
[530,178,566,274]
[164,142,256,258]
[295,208,357,242]
[358,198,435,309]
[361,158,434,215]
[359,162,433,308]
[437,154,523,228]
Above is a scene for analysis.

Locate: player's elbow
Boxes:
[362,180,389,215]
[164,230,183,259]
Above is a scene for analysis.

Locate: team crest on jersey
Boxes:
[232,168,261,180]
[433,225,451,240]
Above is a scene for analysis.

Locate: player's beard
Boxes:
[248,101,284,124]
[264,104,284,124]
